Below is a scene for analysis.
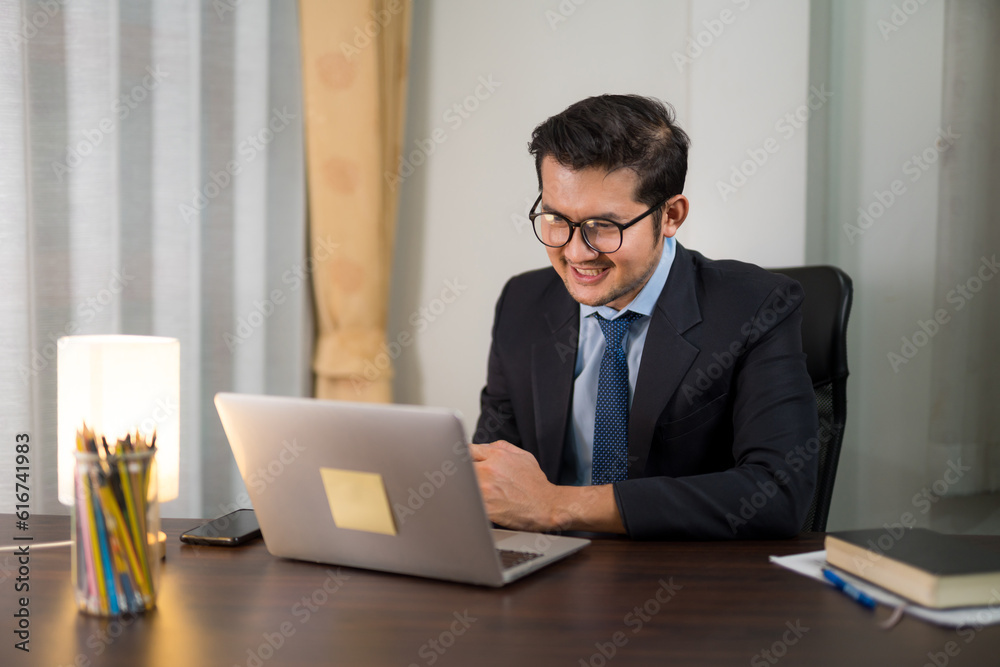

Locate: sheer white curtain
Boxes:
[0,0,311,519]
[927,0,1000,494]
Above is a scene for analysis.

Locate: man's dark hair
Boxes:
[528,95,690,218]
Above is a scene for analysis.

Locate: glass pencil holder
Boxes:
[71,449,160,617]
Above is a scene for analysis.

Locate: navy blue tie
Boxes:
[592,311,642,485]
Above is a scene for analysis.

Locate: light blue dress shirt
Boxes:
[558,237,676,486]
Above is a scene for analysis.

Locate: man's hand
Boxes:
[470,440,627,534]
[470,440,558,531]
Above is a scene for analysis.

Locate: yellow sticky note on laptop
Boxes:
[319,467,398,536]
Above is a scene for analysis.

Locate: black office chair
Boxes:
[769,265,853,532]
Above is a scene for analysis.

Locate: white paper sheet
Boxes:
[770,549,1000,628]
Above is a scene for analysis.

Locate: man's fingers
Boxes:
[470,440,516,460]
[485,439,518,452]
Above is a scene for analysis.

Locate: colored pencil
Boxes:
[73,424,158,615]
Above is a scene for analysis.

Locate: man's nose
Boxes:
[563,227,599,263]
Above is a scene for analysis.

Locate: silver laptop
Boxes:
[214,393,589,586]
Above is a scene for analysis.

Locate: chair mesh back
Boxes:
[802,382,836,531]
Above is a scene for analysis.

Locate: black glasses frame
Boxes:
[527,193,669,254]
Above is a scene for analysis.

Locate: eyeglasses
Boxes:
[528,193,668,254]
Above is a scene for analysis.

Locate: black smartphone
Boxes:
[180,509,262,546]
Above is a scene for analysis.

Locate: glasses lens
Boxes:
[533,214,571,247]
[581,220,622,253]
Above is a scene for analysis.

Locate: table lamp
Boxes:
[58,335,180,559]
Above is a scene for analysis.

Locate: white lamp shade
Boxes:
[58,335,180,505]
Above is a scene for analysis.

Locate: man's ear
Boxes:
[661,195,689,238]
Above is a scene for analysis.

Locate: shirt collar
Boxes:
[580,237,675,321]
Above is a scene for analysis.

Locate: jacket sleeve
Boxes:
[613,282,820,540]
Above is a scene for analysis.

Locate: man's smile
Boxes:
[569,264,612,283]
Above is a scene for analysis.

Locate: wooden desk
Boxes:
[3,515,999,666]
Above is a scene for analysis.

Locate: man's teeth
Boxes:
[575,267,605,276]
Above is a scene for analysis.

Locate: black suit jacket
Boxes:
[474,243,818,539]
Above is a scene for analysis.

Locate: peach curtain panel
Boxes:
[298,0,412,402]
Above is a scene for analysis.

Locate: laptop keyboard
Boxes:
[498,549,543,570]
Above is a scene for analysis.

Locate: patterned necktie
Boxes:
[592,311,642,485]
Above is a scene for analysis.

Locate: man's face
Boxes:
[539,156,674,310]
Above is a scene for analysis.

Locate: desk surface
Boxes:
[3,515,999,666]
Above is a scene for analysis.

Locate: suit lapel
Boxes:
[531,281,578,482]
[628,244,702,477]
[527,244,703,481]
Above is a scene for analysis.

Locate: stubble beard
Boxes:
[559,248,661,309]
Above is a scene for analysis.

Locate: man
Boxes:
[470,95,818,540]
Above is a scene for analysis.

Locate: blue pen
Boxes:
[822,568,877,610]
